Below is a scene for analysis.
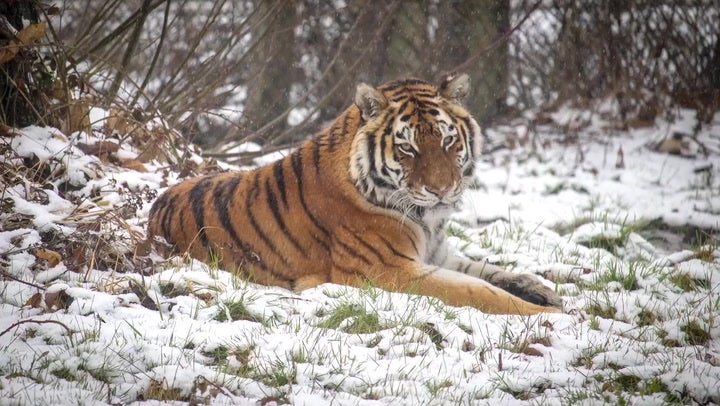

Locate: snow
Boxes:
[0,107,719,405]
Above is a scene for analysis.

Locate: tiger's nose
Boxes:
[426,185,452,198]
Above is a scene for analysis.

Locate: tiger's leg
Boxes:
[443,255,563,308]
[294,274,329,291]
[332,264,560,315]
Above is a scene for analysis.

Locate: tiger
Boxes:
[146,74,562,315]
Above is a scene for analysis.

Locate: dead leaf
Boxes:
[65,99,91,135]
[45,5,61,15]
[128,280,158,310]
[0,124,17,137]
[25,293,43,308]
[656,132,691,155]
[65,246,87,273]
[0,23,46,64]
[76,140,120,156]
[33,248,62,267]
[134,238,153,257]
[121,159,147,172]
[515,336,552,357]
[16,22,46,45]
[44,289,73,310]
[259,397,288,406]
[520,346,544,357]
[194,291,215,302]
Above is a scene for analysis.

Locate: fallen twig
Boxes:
[0,319,72,339]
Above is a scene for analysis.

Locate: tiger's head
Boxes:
[349,74,481,213]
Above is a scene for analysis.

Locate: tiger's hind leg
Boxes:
[444,256,563,309]
[294,274,329,291]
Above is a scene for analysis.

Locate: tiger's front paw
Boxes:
[493,274,563,309]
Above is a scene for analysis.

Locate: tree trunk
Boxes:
[242,0,298,144]
[0,0,44,127]
[435,0,509,125]
[383,1,430,80]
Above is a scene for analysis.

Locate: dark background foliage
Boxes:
[2,0,719,156]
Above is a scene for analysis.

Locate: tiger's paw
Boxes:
[493,274,563,309]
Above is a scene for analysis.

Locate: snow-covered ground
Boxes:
[1,108,719,405]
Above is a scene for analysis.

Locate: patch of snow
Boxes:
[1,112,719,405]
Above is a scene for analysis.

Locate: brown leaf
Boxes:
[64,99,91,135]
[121,159,148,172]
[45,5,61,15]
[194,291,215,302]
[0,124,17,137]
[65,246,87,273]
[33,248,62,267]
[0,23,47,64]
[45,289,73,310]
[259,397,288,406]
[24,293,43,308]
[16,23,46,45]
[76,140,120,156]
[105,109,129,134]
[134,238,153,256]
[520,346,544,357]
[514,335,552,357]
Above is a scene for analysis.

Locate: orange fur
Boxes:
[147,76,561,315]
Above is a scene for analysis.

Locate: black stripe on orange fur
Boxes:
[189,177,212,247]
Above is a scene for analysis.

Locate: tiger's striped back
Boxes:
[147,74,562,315]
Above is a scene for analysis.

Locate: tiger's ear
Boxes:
[439,73,470,102]
[355,83,388,121]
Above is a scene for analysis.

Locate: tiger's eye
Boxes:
[442,136,456,149]
[396,144,415,156]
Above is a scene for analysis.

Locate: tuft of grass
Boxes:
[205,345,229,365]
[416,322,444,350]
[606,261,640,290]
[584,234,627,255]
[51,367,77,381]
[255,360,297,388]
[643,377,668,395]
[205,343,254,378]
[655,327,681,347]
[571,345,609,369]
[694,244,715,262]
[585,304,617,319]
[426,379,453,397]
[158,282,192,298]
[579,260,647,292]
[290,348,308,364]
[446,223,471,241]
[366,335,382,348]
[426,297,458,321]
[144,379,188,402]
[317,303,384,334]
[670,273,710,292]
[681,320,710,345]
[636,309,658,327]
[601,373,641,393]
[215,298,264,325]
